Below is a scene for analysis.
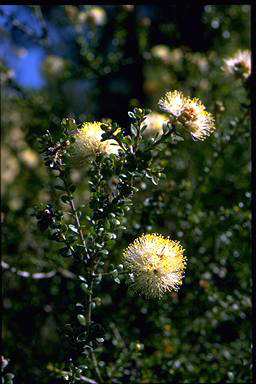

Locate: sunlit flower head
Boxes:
[187,52,208,72]
[69,122,121,165]
[20,149,39,167]
[151,45,172,64]
[141,112,169,139]
[158,90,215,141]
[42,55,66,77]
[158,90,184,118]
[151,46,184,67]
[122,234,187,299]
[85,6,107,26]
[223,50,251,79]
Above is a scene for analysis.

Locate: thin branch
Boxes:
[109,322,126,349]
[86,280,103,383]
[32,6,49,44]
[87,278,93,324]
[1,261,75,279]
[91,352,103,383]
[61,233,75,253]
[70,198,89,259]
[110,136,129,153]
[147,127,175,151]
[86,254,104,382]
[60,171,89,260]
[79,375,97,384]
[86,276,103,382]
[92,270,129,277]
[0,7,49,48]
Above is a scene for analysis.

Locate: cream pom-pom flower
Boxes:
[141,112,169,140]
[158,90,215,141]
[68,121,121,165]
[122,234,187,299]
[223,49,251,80]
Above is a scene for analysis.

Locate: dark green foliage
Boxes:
[1,5,251,384]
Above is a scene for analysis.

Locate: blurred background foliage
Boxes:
[1,4,252,383]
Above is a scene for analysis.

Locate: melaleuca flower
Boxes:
[158,90,215,141]
[141,112,169,140]
[151,45,173,64]
[68,121,121,165]
[42,55,66,78]
[223,49,251,80]
[122,234,187,298]
[158,90,184,120]
[87,6,107,25]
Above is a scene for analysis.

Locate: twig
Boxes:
[0,7,49,48]
[61,233,75,254]
[111,136,129,153]
[91,352,103,383]
[86,283,103,383]
[32,6,49,44]
[70,198,89,259]
[147,127,175,150]
[109,322,126,348]
[1,261,75,279]
[60,171,89,260]
[86,256,104,382]
[80,375,97,384]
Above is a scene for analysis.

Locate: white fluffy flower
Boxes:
[122,234,187,298]
[158,90,215,141]
[223,50,251,79]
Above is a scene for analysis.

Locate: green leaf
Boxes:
[151,176,159,185]
[106,233,117,240]
[134,107,143,117]
[59,247,72,257]
[61,117,77,132]
[130,123,137,136]
[61,195,70,204]
[54,185,65,191]
[4,373,15,384]
[162,123,170,134]
[81,283,89,292]
[140,124,148,133]
[104,219,110,230]
[100,123,110,132]
[128,111,135,119]
[67,235,78,244]
[68,184,76,193]
[99,249,109,255]
[158,172,166,179]
[69,224,79,233]
[77,314,86,326]
[48,229,61,241]
[78,275,87,282]
[101,132,112,141]
[172,134,184,142]
[95,274,102,285]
